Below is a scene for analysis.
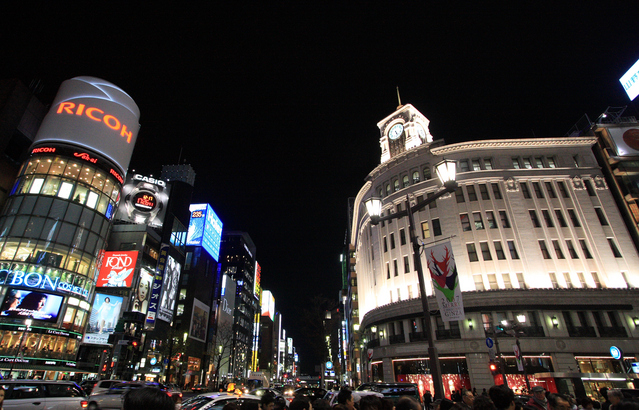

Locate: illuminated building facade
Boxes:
[349,104,639,398]
[0,77,140,378]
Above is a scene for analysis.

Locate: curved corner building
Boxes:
[0,77,140,378]
[349,104,639,398]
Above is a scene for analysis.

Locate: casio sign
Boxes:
[133,174,166,187]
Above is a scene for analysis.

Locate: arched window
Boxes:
[412,171,420,183]
[393,180,400,192]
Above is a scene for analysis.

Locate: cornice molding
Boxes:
[431,137,597,155]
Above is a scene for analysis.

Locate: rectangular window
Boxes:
[393,259,399,276]
[404,256,410,274]
[521,182,531,198]
[472,159,481,171]
[386,262,390,279]
[566,240,578,258]
[460,214,471,231]
[492,183,502,199]
[595,208,608,225]
[545,182,556,198]
[512,158,521,169]
[563,272,573,288]
[502,273,512,289]
[547,157,556,168]
[484,158,493,170]
[579,239,592,259]
[558,181,569,198]
[474,274,485,291]
[542,210,554,227]
[455,187,465,203]
[577,272,586,288]
[591,272,602,288]
[467,243,479,262]
[549,272,558,288]
[421,221,431,239]
[552,240,565,259]
[508,241,520,259]
[423,166,431,180]
[535,157,544,168]
[487,273,498,289]
[427,192,437,209]
[480,242,492,260]
[432,219,442,236]
[459,160,470,172]
[30,177,45,194]
[516,272,526,289]
[555,210,567,227]
[383,237,388,253]
[608,238,622,258]
[479,184,490,200]
[390,233,396,249]
[539,240,551,259]
[585,179,596,196]
[529,210,541,227]
[486,211,497,229]
[473,212,484,230]
[568,209,581,227]
[499,211,510,228]
[533,182,544,198]
[400,229,406,245]
[58,182,74,199]
[467,185,477,201]
[523,157,533,169]
[494,241,506,260]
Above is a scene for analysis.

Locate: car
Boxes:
[0,379,88,409]
[356,383,422,407]
[81,379,98,395]
[166,383,183,399]
[250,388,285,399]
[192,384,208,393]
[294,387,327,402]
[87,381,168,410]
[89,380,124,396]
[324,390,384,407]
[181,392,262,410]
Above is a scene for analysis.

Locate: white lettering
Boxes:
[133,174,166,187]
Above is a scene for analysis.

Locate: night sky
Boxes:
[3,3,639,373]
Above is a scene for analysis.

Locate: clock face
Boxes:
[416,124,427,140]
[388,123,404,140]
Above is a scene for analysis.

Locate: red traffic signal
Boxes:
[131,340,139,348]
[489,362,498,375]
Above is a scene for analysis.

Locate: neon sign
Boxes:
[133,193,157,211]
[57,102,134,143]
[110,169,124,184]
[73,152,98,163]
[2,269,88,298]
[32,147,56,154]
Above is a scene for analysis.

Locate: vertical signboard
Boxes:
[158,255,181,323]
[216,274,236,377]
[620,57,639,101]
[425,241,465,322]
[189,298,209,343]
[145,244,169,330]
[84,293,123,344]
[186,204,223,261]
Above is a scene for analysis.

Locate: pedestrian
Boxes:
[396,397,423,410]
[460,390,475,410]
[488,385,515,410]
[122,387,174,410]
[600,389,611,410]
[527,387,548,410]
[607,390,623,410]
[261,393,276,410]
[424,390,433,410]
[473,395,497,410]
[337,388,355,410]
[291,397,313,410]
[360,395,383,410]
[548,394,571,410]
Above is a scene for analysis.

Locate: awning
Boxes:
[0,363,94,373]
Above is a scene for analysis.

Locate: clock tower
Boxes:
[377,104,433,164]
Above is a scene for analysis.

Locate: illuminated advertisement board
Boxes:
[114,174,170,227]
[96,251,138,288]
[131,267,154,315]
[0,264,90,300]
[189,298,209,343]
[254,263,262,302]
[84,293,123,345]
[157,255,181,323]
[261,290,275,321]
[31,76,140,175]
[0,289,64,323]
[607,126,639,157]
[186,204,223,261]
[620,58,639,101]
[145,244,169,330]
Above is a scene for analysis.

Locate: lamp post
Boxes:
[514,315,531,392]
[9,318,32,378]
[365,159,458,400]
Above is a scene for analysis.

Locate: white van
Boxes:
[0,380,88,409]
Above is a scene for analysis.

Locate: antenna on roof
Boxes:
[396,87,403,109]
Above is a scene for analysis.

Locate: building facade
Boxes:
[349,104,639,399]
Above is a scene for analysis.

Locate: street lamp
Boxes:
[9,318,32,378]
[364,158,458,400]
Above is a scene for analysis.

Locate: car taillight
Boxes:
[81,400,88,408]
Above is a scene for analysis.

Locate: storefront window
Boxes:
[577,357,623,373]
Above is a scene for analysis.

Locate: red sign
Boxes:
[56,102,134,143]
[96,251,138,288]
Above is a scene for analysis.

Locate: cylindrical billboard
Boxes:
[31,76,140,175]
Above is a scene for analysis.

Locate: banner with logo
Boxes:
[425,241,465,322]
[145,244,169,330]
[96,251,138,288]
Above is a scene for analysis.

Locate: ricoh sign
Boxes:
[31,76,141,176]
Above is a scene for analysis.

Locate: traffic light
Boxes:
[489,362,498,376]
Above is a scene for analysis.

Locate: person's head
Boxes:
[607,390,623,406]
[243,400,260,410]
[290,396,312,410]
[360,395,383,410]
[440,398,455,410]
[396,396,422,410]
[382,398,395,410]
[313,399,331,410]
[338,389,354,409]
[463,390,475,406]
[19,292,48,311]
[472,395,496,410]
[547,394,571,410]
[122,387,174,410]
[600,388,609,401]
[104,297,110,304]
[274,396,287,410]
[488,385,515,410]
[137,280,150,301]
[531,387,546,402]
[260,392,276,410]
[580,398,593,410]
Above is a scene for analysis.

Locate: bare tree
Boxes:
[211,322,235,390]
[158,327,191,384]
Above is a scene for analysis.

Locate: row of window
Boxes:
[460,210,510,231]
[376,164,434,198]
[466,240,519,262]
[455,183,503,203]
[511,155,557,170]
[539,238,622,259]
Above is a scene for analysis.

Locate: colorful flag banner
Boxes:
[425,241,465,322]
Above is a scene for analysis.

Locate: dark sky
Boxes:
[3,2,639,373]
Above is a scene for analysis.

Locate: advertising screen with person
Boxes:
[158,255,181,323]
[131,268,153,315]
[84,293,123,344]
[0,289,64,323]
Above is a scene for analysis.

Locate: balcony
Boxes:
[435,328,461,340]
[389,334,405,345]
[598,326,628,338]
[567,326,597,337]
[519,325,545,337]
[367,338,380,348]
[409,331,428,343]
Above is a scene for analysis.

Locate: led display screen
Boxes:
[84,293,123,344]
[131,267,154,315]
[0,289,64,323]
[157,255,181,323]
[620,57,639,101]
[31,76,140,175]
[186,204,223,261]
[96,251,138,288]
[261,290,275,321]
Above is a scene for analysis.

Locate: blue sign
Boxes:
[150,357,157,365]
[486,337,494,349]
[326,361,333,370]
[145,244,169,331]
[186,204,223,261]
[610,346,623,360]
